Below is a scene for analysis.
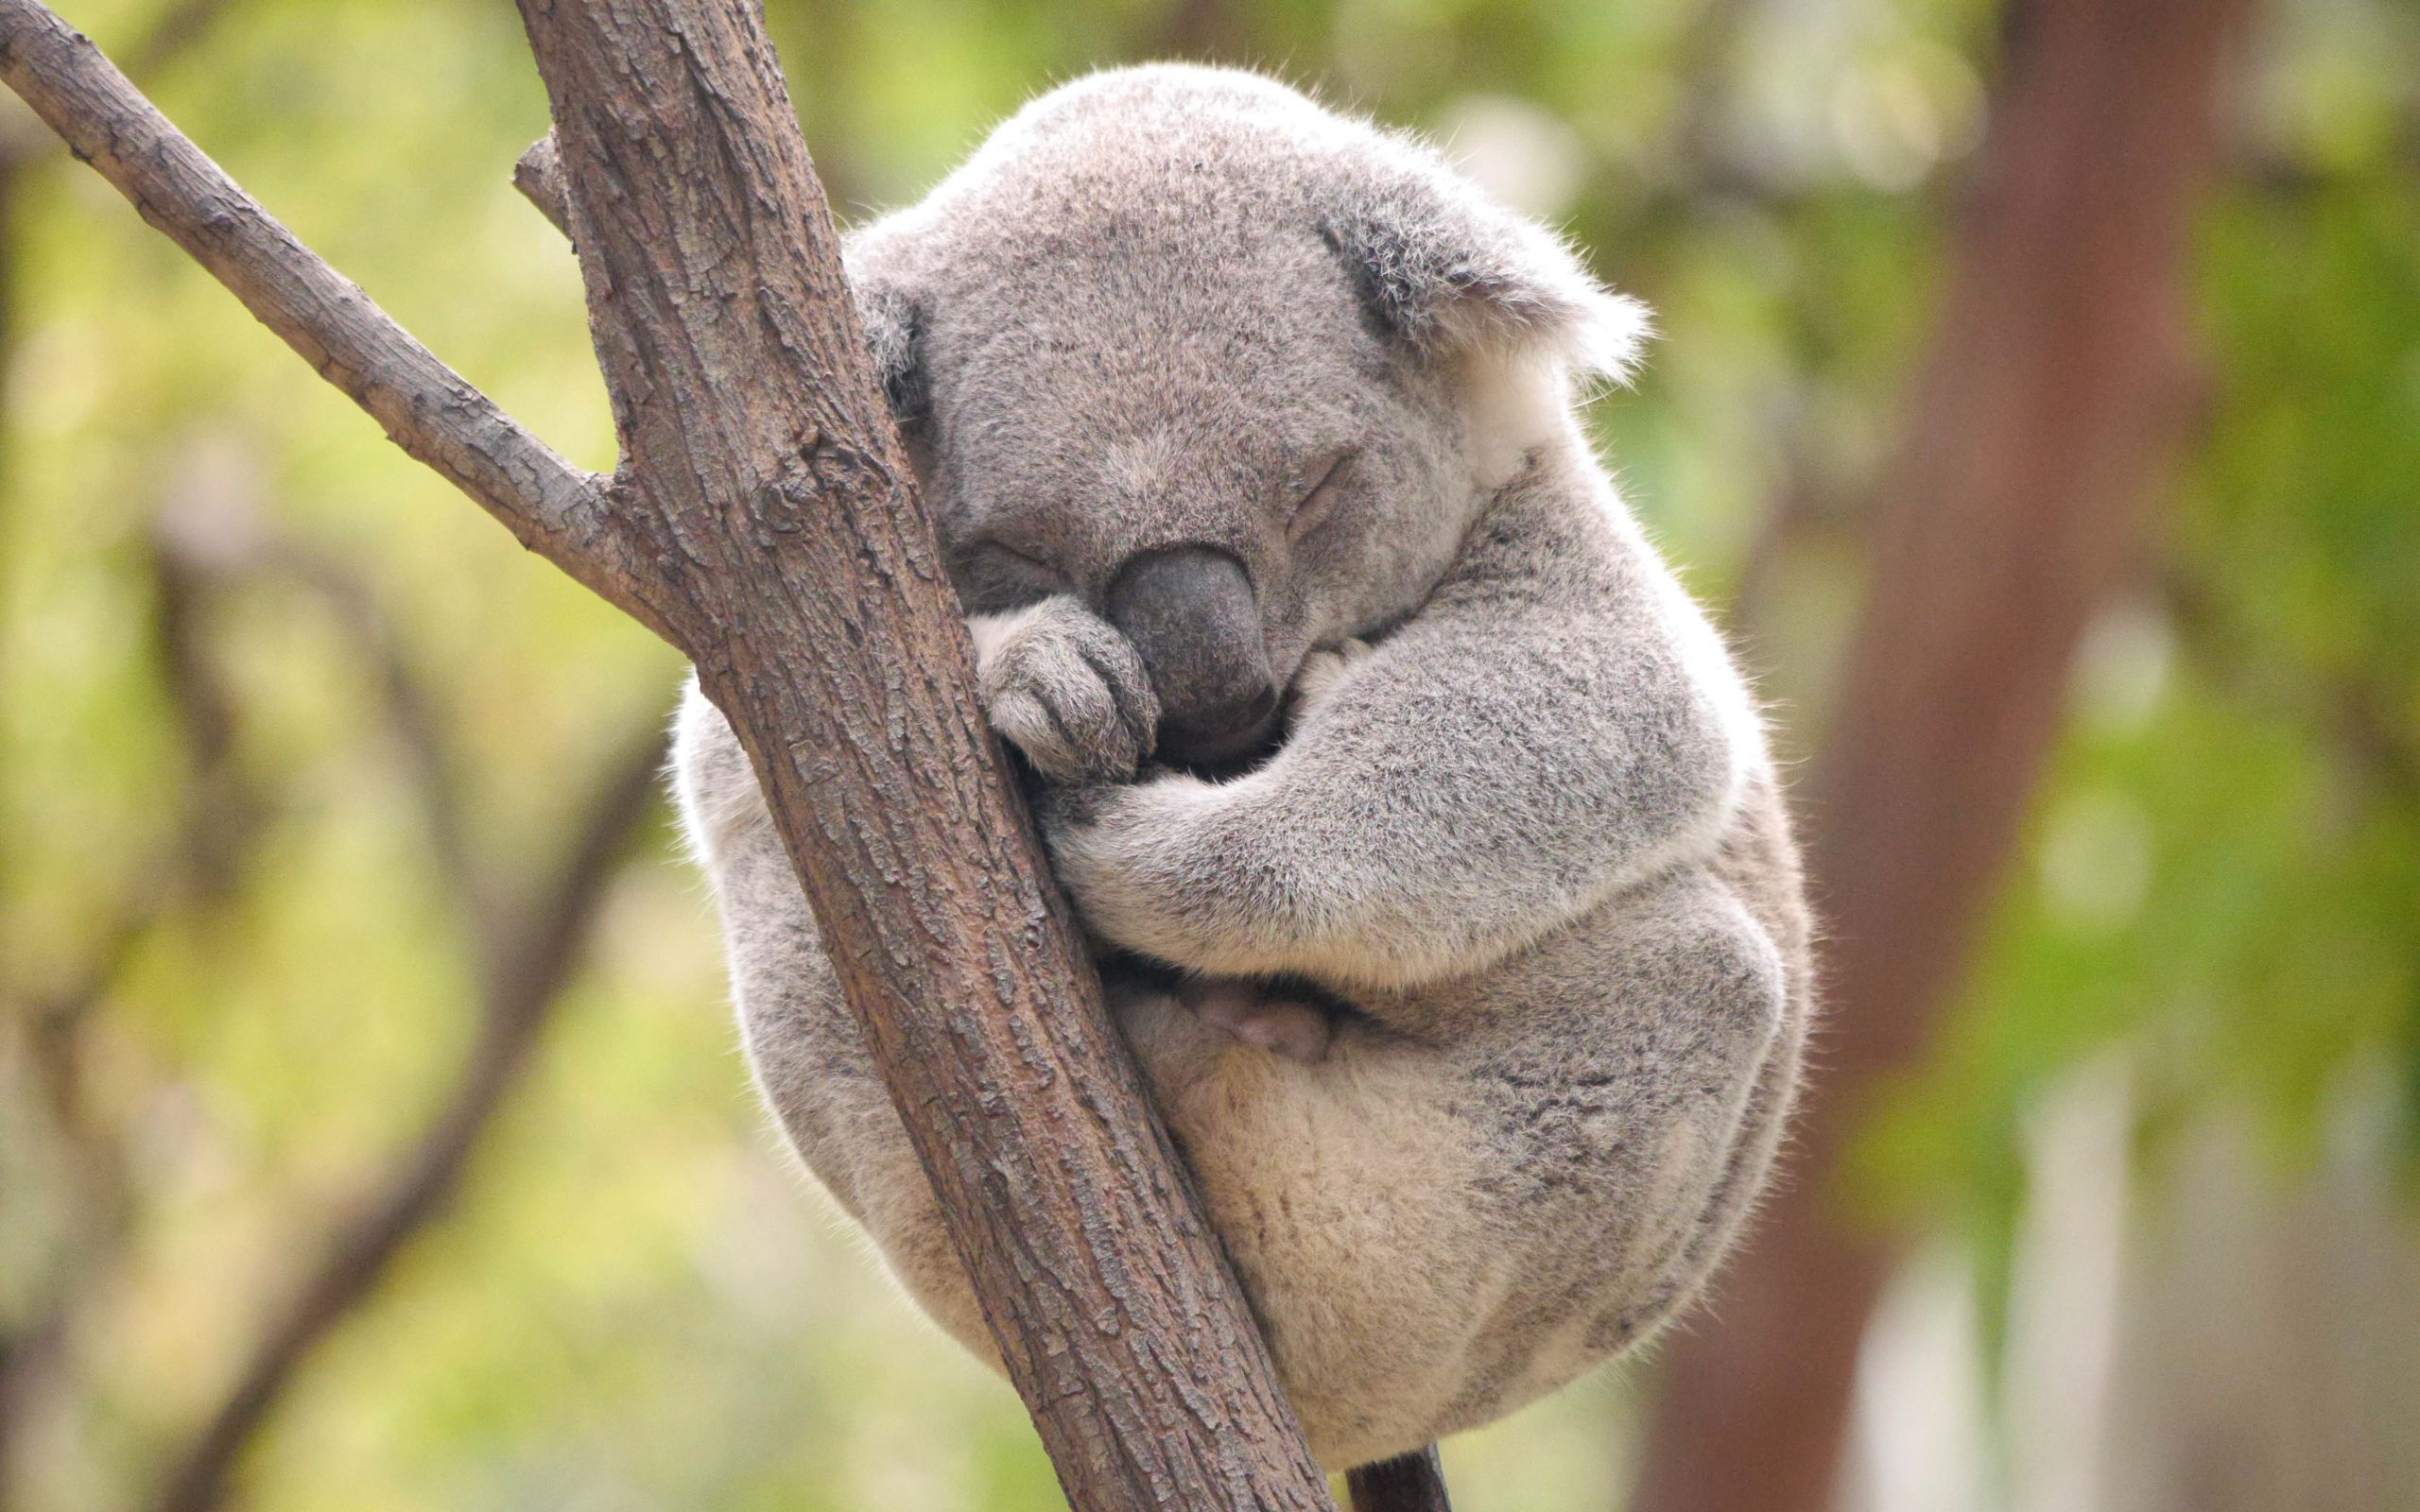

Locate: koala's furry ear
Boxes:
[852,281,928,424]
[1321,164,1650,384]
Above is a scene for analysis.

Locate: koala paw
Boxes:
[1288,637,1374,729]
[1179,978,1337,1064]
[973,597,1161,785]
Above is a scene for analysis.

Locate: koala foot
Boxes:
[1288,637,1374,729]
[1179,978,1337,1064]
[972,596,1161,785]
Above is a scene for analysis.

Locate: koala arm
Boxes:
[969,596,1160,786]
[1046,455,1761,993]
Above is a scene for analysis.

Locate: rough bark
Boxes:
[514,6,1328,1504]
[1630,2,2251,1510]
[0,2,1334,1507]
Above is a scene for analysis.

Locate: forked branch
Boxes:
[514,3,1329,1504]
[0,1,1337,1506]
[0,0,672,641]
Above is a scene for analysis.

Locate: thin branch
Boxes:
[510,133,568,240]
[147,722,666,1512]
[269,542,484,920]
[2,16,269,1457]
[0,0,235,167]
[0,1,671,642]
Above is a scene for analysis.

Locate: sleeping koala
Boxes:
[673,64,1809,1469]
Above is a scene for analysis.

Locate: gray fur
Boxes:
[673,65,1808,1469]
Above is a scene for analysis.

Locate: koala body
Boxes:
[673,65,1809,1469]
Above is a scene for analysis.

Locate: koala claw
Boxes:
[1289,637,1374,728]
[1180,978,1337,1064]
[976,597,1161,785]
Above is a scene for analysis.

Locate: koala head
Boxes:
[847,66,1646,766]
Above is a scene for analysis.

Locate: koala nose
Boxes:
[1103,546,1280,765]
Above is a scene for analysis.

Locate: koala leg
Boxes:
[1132,857,1794,1469]
[1174,976,1339,1063]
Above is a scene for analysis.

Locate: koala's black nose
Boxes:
[1103,546,1280,765]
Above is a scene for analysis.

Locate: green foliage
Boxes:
[1,0,2412,1507]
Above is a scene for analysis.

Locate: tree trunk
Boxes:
[0,2,1333,1507]
[1630,2,2250,1509]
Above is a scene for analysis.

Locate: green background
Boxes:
[2,0,2413,1507]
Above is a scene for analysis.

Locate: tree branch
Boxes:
[513,3,1328,1505]
[510,132,568,240]
[1,1,1335,1503]
[0,0,671,642]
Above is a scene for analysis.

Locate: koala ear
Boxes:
[852,281,928,424]
[1321,164,1650,384]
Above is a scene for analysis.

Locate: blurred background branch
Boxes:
[3,450,666,1511]
[1636,1,2255,1508]
[0,0,2412,1508]
[147,697,662,1512]
[0,490,270,1508]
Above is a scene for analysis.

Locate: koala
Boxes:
[673,65,1809,1470]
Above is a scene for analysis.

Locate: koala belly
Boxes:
[731,853,1796,1469]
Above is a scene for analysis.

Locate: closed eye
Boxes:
[953,540,1071,612]
[1288,449,1357,538]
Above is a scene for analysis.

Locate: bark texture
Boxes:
[0,1,1334,1507]
[1631,2,2251,1509]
